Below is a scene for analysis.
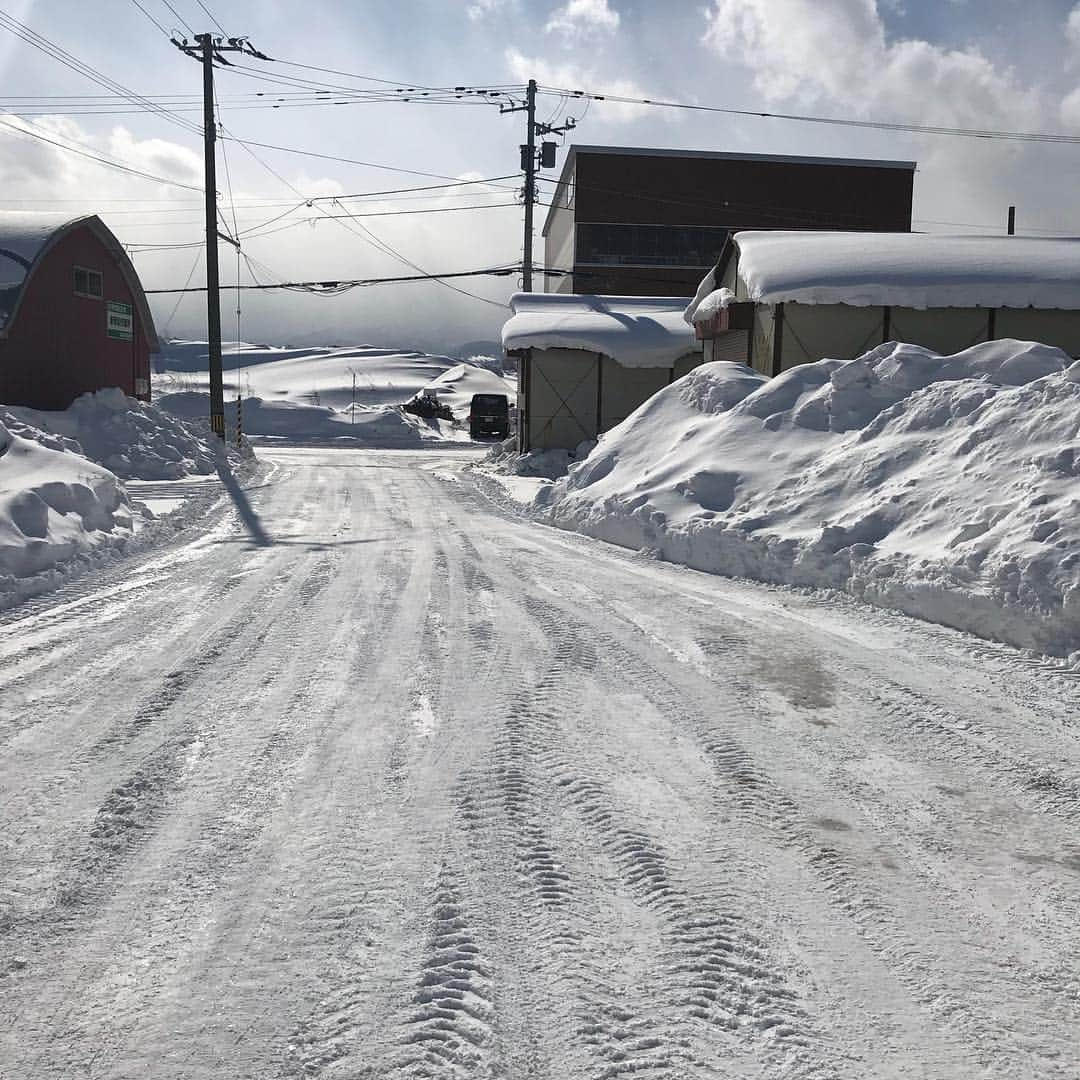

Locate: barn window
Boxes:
[73,266,103,299]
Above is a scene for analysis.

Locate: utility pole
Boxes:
[172,32,270,440]
[502,80,575,293]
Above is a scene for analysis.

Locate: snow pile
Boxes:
[688,286,735,326]
[415,362,516,419]
[539,340,1080,659]
[0,417,131,585]
[700,231,1080,312]
[7,388,219,479]
[502,294,700,368]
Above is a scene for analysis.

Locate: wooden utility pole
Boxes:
[522,79,536,291]
[502,79,575,293]
[172,32,270,439]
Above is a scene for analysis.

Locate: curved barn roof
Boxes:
[0,212,158,348]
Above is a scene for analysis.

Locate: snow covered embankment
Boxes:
[1,390,245,606]
[5,387,221,480]
[0,416,131,586]
[539,340,1080,661]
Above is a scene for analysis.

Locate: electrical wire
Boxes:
[195,0,226,36]
[221,134,515,183]
[128,0,171,38]
[535,83,1080,146]
[159,0,195,36]
[0,115,203,191]
[144,265,521,294]
[157,246,203,335]
[0,11,202,136]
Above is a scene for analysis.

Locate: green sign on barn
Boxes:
[106,300,133,341]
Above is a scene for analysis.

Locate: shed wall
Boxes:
[0,226,150,409]
[600,358,669,430]
[994,309,1080,357]
[781,303,886,369]
[889,307,989,355]
[750,304,774,377]
[526,347,600,450]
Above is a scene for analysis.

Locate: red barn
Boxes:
[0,212,158,410]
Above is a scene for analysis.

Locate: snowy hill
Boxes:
[538,339,1080,661]
[155,341,515,441]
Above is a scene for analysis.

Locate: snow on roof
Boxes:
[503,293,700,368]
[0,213,90,331]
[725,231,1080,311]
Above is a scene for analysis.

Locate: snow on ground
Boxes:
[538,339,1080,661]
[0,390,253,608]
[4,445,1079,1079]
[0,414,132,588]
[6,388,220,479]
[155,340,515,442]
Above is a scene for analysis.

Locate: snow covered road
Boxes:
[2,447,1078,1079]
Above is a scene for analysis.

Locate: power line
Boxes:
[0,12,201,136]
[535,83,1080,146]
[159,0,195,36]
[128,0,171,38]
[144,265,520,294]
[194,0,226,36]
[221,133,511,184]
[0,115,203,191]
[221,128,516,309]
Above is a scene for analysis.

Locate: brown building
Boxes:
[541,146,916,296]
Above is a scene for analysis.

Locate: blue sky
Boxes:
[2,0,1080,351]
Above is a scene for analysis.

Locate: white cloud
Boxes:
[505,48,654,123]
[467,0,508,21]
[701,0,1038,132]
[545,0,620,36]
[1068,3,1080,48]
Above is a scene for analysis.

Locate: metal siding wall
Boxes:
[995,309,1080,357]
[751,304,774,376]
[781,303,885,369]
[889,308,989,354]
[544,204,575,290]
[600,358,669,430]
[527,347,601,450]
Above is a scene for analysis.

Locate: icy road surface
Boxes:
[2,447,1078,1080]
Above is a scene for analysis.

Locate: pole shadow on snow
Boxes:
[216,457,273,548]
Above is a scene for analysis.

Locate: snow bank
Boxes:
[156,391,460,445]
[539,340,1080,660]
[702,231,1080,312]
[502,294,700,368]
[0,417,131,586]
[6,388,219,479]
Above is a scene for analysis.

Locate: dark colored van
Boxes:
[469,393,510,439]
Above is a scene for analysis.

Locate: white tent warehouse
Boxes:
[687,231,1080,376]
[503,293,702,451]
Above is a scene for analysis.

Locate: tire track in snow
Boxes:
[528,566,1076,1077]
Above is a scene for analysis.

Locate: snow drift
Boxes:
[0,415,131,585]
[6,388,219,479]
[538,339,1080,660]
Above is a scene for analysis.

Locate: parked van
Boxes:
[468,393,510,439]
